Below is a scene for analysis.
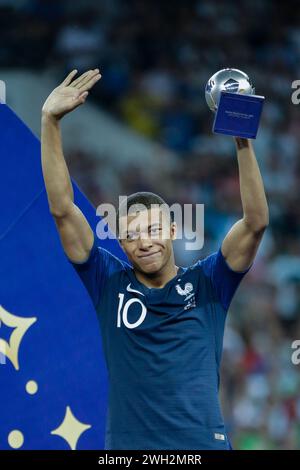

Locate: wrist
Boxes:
[42,109,60,123]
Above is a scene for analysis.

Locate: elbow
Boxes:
[244,212,269,234]
[255,220,269,234]
[49,200,73,219]
[50,208,69,219]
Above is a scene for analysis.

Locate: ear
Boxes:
[170,222,177,241]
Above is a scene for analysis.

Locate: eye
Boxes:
[150,227,161,236]
[127,232,139,241]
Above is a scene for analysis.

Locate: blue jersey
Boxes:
[68,236,250,450]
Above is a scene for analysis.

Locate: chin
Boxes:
[137,260,163,275]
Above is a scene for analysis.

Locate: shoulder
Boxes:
[188,248,251,278]
[182,250,220,278]
[188,247,251,311]
[68,235,131,277]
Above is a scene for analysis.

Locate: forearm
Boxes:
[41,112,74,216]
[235,138,269,231]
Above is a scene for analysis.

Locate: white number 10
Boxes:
[117,293,147,329]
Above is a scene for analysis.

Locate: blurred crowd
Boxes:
[2,0,300,449]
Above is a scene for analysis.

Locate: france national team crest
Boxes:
[175,282,196,310]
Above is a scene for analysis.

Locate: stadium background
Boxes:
[1,0,300,449]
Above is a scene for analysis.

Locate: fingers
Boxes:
[70,69,92,88]
[78,72,101,92]
[72,90,89,103]
[61,69,78,86]
[70,91,89,113]
[80,91,89,101]
[61,68,101,93]
[73,69,101,92]
[235,137,250,150]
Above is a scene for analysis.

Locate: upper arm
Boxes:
[201,247,251,312]
[52,202,94,263]
[221,218,266,271]
[67,236,126,311]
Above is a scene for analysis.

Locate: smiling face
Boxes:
[119,207,177,275]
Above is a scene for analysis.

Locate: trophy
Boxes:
[205,68,264,139]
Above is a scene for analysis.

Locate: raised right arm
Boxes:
[41,69,101,262]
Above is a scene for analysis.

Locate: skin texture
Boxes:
[41,69,102,262]
[41,68,269,287]
[221,138,269,272]
[119,207,179,288]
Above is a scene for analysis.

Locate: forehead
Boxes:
[119,207,169,232]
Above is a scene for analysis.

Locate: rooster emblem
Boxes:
[175,282,193,296]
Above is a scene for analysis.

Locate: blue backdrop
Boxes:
[0,104,126,449]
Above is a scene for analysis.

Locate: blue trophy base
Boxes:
[213,91,265,139]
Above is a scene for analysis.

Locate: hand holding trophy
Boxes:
[205,68,264,139]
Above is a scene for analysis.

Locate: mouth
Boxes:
[138,251,161,260]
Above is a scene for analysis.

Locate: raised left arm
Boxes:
[221,138,269,271]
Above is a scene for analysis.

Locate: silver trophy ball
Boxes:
[205,68,255,112]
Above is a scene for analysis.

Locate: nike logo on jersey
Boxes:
[126,283,145,296]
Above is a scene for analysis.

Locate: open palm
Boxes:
[42,69,101,120]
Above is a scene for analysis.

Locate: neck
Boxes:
[135,256,179,289]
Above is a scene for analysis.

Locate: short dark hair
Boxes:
[116,191,173,237]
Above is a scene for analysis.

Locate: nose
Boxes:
[137,235,153,250]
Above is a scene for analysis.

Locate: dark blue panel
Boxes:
[0,104,126,449]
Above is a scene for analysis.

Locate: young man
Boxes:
[41,69,269,450]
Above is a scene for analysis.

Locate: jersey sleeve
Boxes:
[66,234,125,310]
[201,247,252,312]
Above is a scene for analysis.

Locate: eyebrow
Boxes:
[148,223,161,229]
[122,223,162,236]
